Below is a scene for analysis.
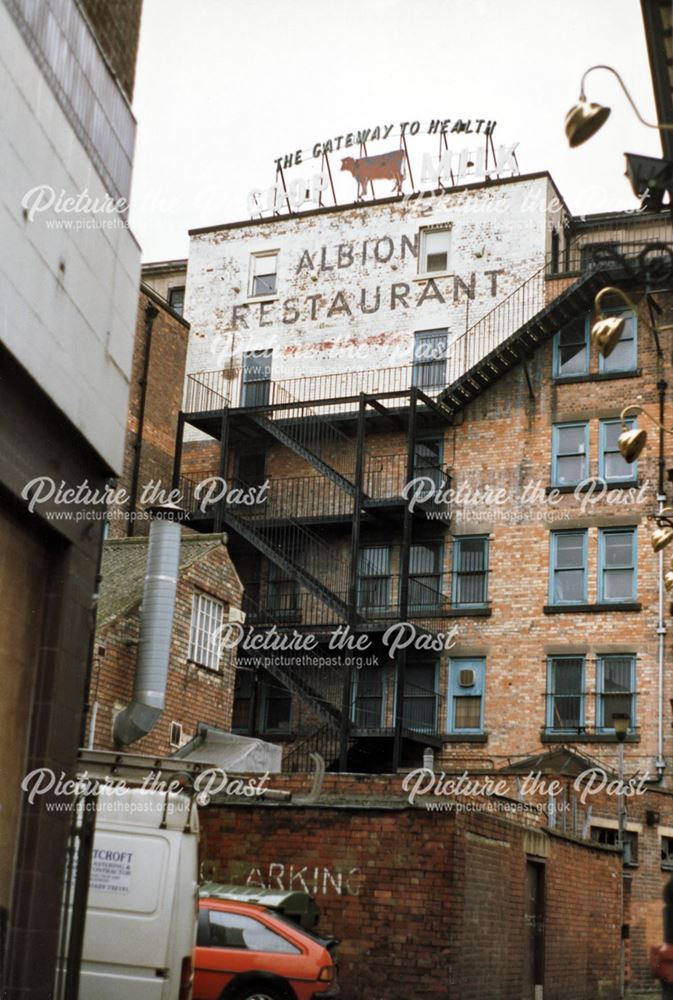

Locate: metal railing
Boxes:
[547,233,673,280]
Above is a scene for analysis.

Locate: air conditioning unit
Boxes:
[228,607,247,625]
[458,668,476,688]
[169,721,183,748]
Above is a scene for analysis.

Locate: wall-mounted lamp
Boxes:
[565,65,673,147]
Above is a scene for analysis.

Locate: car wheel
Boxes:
[231,990,286,1000]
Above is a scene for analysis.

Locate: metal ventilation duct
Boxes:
[114,505,183,746]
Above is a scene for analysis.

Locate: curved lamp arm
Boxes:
[620,404,673,433]
[595,286,637,317]
[580,65,673,132]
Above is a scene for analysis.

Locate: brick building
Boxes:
[87,531,243,756]
[108,282,190,538]
[160,166,673,992]
[173,175,673,786]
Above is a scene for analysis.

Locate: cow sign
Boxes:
[340,149,405,199]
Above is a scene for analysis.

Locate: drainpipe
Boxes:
[657,380,668,779]
[128,301,159,536]
[114,503,184,746]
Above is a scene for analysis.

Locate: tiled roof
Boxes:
[97,531,226,629]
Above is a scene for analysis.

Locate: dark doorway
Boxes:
[524,860,545,1000]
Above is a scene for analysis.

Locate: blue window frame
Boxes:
[553,315,588,378]
[452,536,489,606]
[447,658,485,733]
[546,656,585,732]
[552,422,589,486]
[549,530,588,605]
[598,309,637,373]
[596,655,636,732]
[598,528,637,603]
[599,419,637,483]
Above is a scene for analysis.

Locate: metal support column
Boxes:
[213,408,230,533]
[341,393,367,771]
[393,387,418,771]
[171,412,186,492]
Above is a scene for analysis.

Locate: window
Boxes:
[598,528,637,603]
[409,542,443,611]
[351,667,384,728]
[553,316,588,378]
[447,658,485,733]
[188,593,225,670]
[419,226,452,274]
[232,669,254,733]
[452,536,488,606]
[208,910,300,953]
[596,655,636,731]
[403,661,438,732]
[249,252,278,297]
[168,285,185,315]
[590,826,638,866]
[551,422,588,486]
[546,656,585,732]
[598,309,637,373]
[241,349,272,406]
[581,242,620,272]
[413,438,445,490]
[661,835,673,871]
[260,680,291,733]
[169,721,183,748]
[550,531,587,605]
[236,452,266,489]
[266,562,299,620]
[599,419,637,483]
[357,546,391,614]
[412,329,448,392]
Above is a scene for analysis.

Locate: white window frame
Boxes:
[188,592,225,670]
[418,224,453,278]
[248,251,279,299]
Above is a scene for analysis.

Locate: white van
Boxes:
[75,753,201,1000]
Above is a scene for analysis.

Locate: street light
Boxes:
[565,65,673,148]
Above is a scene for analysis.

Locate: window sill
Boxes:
[187,659,222,674]
[245,294,279,305]
[442,732,489,743]
[552,369,641,385]
[413,272,453,283]
[546,480,639,495]
[544,603,641,614]
[444,606,492,617]
[541,732,640,744]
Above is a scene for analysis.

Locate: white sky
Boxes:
[128,0,664,262]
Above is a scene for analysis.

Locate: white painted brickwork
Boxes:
[184,174,565,404]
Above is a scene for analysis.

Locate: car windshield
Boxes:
[262,908,337,951]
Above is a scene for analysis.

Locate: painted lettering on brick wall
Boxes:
[230,232,505,329]
[244,862,363,896]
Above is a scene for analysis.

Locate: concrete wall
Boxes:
[0,0,141,474]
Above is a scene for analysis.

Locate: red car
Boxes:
[193,897,339,1000]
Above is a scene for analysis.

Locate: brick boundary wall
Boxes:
[200,784,622,1000]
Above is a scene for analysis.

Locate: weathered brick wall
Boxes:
[78,0,143,101]
[200,792,621,1000]
[110,288,190,537]
[89,539,242,754]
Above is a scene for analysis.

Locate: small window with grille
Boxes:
[188,592,225,670]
